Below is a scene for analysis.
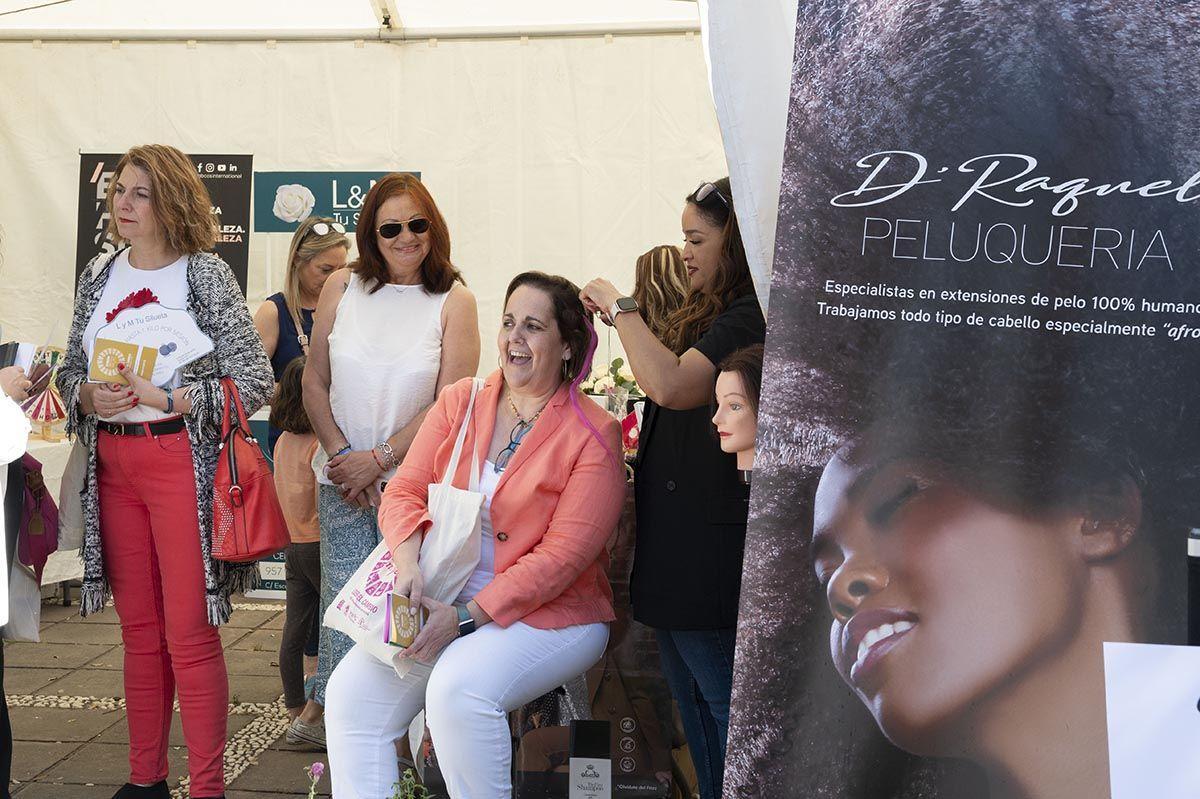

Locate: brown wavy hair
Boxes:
[664,177,755,354]
[633,244,690,341]
[105,144,217,255]
[352,173,463,294]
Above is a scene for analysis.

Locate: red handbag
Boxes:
[212,377,290,563]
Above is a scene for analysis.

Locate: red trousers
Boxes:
[97,427,227,797]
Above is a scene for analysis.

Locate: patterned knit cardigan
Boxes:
[57,249,274,626]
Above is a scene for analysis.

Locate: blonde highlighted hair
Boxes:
[283,217,350,313]
[632,244,690,341]
[105,144,217,255]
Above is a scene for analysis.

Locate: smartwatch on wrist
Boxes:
[609,296,639,321]
[455,604,476,637]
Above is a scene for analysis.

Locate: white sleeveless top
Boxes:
[320,272,450,486]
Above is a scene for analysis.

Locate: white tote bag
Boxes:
[323,378,485,668]
[56,437,87,552]
[2,561,42,642]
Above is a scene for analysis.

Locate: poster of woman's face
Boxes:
[725,3,1200,798]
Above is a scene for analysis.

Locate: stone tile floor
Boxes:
[5,596,332,798]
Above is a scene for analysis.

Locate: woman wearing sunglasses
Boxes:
[579,177,765,799]
[253,215,349,452]
[297,173,480,748]
[325,272,626,798]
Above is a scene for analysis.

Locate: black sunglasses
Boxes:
[694,182,730,209]
[377,218,431,238]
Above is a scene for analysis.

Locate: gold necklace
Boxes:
[507,393,547,427]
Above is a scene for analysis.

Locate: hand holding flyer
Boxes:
[88,303,213,385]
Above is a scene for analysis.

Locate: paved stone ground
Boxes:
[5,596,333,799]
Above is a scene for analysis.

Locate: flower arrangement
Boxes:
[581,356,641,419]
[581,357,640,398]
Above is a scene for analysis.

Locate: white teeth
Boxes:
[854,620,915,667]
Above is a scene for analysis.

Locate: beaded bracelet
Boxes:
[331,444,352,459]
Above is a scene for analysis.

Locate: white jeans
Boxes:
[325,620,609,799]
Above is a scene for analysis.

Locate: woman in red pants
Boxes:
[56,144,273,799]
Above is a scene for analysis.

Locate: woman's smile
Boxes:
[839,608,920,690]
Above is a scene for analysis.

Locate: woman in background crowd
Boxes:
[326,272,626,799]
[298,173,479,747]
[632,244,689,342]
[253,216,349,722]
[253,215,349,452]
[57,143,273,799]
[269,357,324,728]
[580,177,764,799]
[712,344,764,479]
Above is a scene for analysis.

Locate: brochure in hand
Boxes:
[88,303,213,385]
[384,593,426,648]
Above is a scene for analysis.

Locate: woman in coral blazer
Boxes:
[325,271,626,799]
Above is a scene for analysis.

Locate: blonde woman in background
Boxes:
[632,245,689,342]
[253,216,350,452]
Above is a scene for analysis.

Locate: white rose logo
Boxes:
[272,183,316,223]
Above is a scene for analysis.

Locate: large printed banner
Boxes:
[253,171,416,233]
[76,153,253,293]
[728,4,1200,798]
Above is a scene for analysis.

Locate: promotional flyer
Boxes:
[726,3,1200,798]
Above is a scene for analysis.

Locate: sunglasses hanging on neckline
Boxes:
[377,218,432,238]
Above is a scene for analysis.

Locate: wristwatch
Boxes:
[455,604,476,637]
[609,296,639,321]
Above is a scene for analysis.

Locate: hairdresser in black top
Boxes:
[580,177,764,799]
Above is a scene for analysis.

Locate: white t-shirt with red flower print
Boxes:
[82,249,189,423]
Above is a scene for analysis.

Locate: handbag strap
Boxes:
[441,378,483,491]
[220,377,251,439]
[286,299,310,356]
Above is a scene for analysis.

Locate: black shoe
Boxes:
[110,782,170,799]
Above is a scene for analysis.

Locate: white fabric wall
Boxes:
[700,0,798,310]
[0,34,725,373]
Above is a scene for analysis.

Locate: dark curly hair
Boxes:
[663,177,755,354]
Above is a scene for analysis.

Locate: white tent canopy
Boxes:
[0,0,732,368]
[0,0,702,39]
